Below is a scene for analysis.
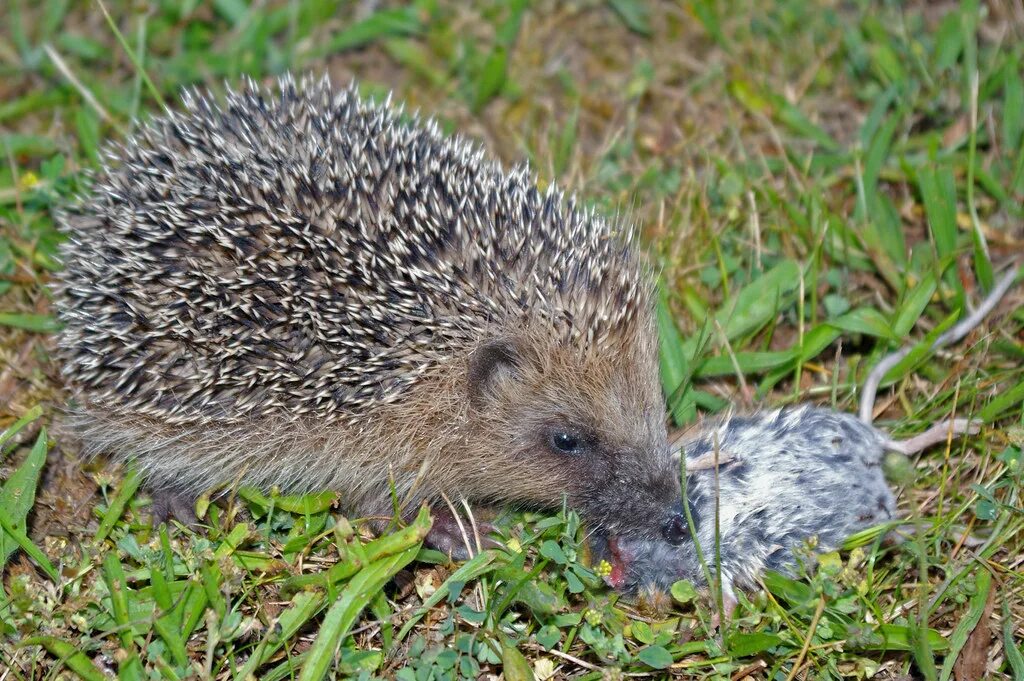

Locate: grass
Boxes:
[1,0,1023,678]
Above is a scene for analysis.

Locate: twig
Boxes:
[542,647,600,672]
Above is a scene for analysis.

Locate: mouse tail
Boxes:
[859,264,1019,424]
[882,418,980,454]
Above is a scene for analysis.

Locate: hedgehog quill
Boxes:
[54,74,687,558]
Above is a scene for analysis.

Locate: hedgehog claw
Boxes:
[150,487,198,528]
[425,505,500,560]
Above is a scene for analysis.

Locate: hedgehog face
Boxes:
[466,334,687,560]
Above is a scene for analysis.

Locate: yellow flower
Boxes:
[18,171,40,190]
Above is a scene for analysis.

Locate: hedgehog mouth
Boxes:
[598,536,635,590]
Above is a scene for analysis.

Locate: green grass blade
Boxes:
[0,428,50,571]
[94,469,142,543]
[238,487,338,515]
[939,567,992,681]
[304,7,420,60]
[979,379,1024,423]
[1003,598,1024,679]
[1003,66,1024,153]
[657,283,696,425]
[0,506,59,581]
[95,0,165,109]
[606,0,651,36]
[0,312,60,333]
[892,273,938,338]
[0,404,43,452]
[102,552,136,650]
[298,544,421,681]
[396,550,502,642]
[235,590,324,680]
[23,636,108,681]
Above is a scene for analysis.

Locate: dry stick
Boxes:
[459,497,484,558]
[438,491,475,559]
[43,44,112,123]
[458,496,490,612]
[785,595,826,681]
[858,266,1019,424]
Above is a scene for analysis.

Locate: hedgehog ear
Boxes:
[468,338,523,409]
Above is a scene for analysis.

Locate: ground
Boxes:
[1,0,1023,679]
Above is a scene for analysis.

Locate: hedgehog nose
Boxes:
[662,507,688,545]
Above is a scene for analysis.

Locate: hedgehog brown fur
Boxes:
[54,74,686,555]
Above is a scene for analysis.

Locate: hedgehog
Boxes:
[53,74,688,558]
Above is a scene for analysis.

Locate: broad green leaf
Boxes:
[539,540,567,565]
[536,624,560,650]
[828,307,899,341]
[636,645,673,669]
[728,631,786,657]
[762,570,814,606]
[670,580,697,604]
[501,643,535,681]
[631,620,655,644]
[606,0,651,35]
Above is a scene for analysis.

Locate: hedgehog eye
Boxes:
[551,431,582,454]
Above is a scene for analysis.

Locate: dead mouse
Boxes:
[595,264,1019,618]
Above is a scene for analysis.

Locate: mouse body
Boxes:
[601,405,896,607]
[596,266,1018,615]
